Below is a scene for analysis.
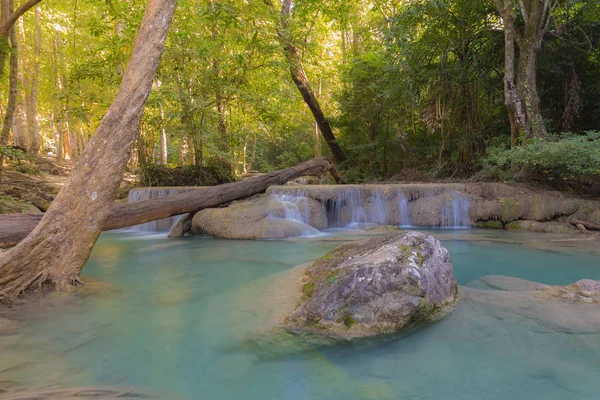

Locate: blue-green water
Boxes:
[1,231,600,399]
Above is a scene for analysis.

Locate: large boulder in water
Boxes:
[191,194,322,239]
[283,231,459,338]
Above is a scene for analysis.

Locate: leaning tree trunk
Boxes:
[0,0,178,303]
[0,158,343,247]
[275,0,346,163]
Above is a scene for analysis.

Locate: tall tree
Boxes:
[0,0,41,78]
[265,0,347,163]
[494,0,556,144]
[27,5,40,154]
[0,0,177,301]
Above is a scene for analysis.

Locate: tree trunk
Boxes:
[275,0,346,163]
[13,18,28,150]
[27,6,40,154]
[0,0,42,80]
[0,158,343,248]
[158,100,168,165]
[0,7,17,179]
[0,0,178,303]
[517,41,547,140]
[494,0,552,145]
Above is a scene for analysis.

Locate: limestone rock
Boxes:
[191,194,321,239]
[505,220,577,233]
[283,232,459,338]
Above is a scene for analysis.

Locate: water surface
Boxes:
[1,231,599,399]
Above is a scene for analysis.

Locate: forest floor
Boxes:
[0,158,137,215]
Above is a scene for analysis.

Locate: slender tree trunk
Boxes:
[0,0,178,302]
[0,1,17,178]
[27,6,41,154]
[13,18,28,149]
[272,0,346,163]
[158,100,168,165]
[0,0,42,80]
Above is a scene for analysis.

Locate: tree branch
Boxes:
[0,0,42,38]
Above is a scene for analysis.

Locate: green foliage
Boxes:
[479,132,600,182]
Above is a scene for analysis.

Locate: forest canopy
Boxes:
[1,0,600,184]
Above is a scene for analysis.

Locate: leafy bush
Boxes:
[479,132,600,182]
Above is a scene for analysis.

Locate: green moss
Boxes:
[342,312,355,328]
[398,244,410,252]
[415,251,425,266]
[475,220,504,229]
[302,282,315,298]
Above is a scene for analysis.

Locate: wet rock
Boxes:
[505,220,577,233]
[283,232,459,338]
[191,194,322,239]
[168,213,194,238]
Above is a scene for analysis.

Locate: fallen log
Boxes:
[0,158,342,247]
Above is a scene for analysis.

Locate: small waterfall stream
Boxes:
[441,192,471,228]
[127,188,183,233]
[268,189,320,236]
[397,191,412,227]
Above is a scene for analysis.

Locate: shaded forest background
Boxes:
[1,0,600,186]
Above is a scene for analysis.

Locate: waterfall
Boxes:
[328,188,370,228]
[268,189,320,236]
[127,188,181,233]
[367,190,388,225]
[397,191,411,227]
[440,192,471,228]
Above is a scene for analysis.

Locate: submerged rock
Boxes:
[283,232,459,338]
[461,276,600,334]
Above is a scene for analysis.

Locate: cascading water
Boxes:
[127,188,182,233]
[268,189,320,236]
[397,191,412,227]
[367,190,388,226]
[328,188,369,228]
[440,191,471,228]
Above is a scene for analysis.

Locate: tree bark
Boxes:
[267,0,347,163]
[494,0,554,144]
[27,6,41,154]
[13,18,28,149]
[0,3,17,179]
[158,99,168,165]
[0,0,178,303]
[0,0,42,79]
[0,158,343,248]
